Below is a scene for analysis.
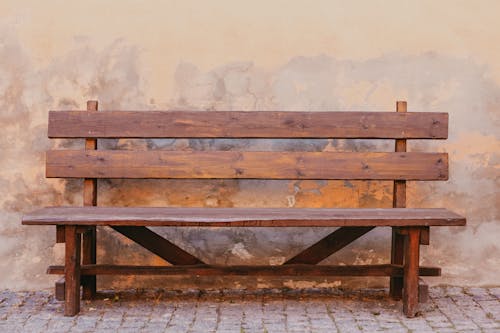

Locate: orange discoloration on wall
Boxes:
[0,1,499,290]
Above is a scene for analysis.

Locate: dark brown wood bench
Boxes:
[22,100,466,317]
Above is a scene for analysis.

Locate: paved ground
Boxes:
[0,287,499,332]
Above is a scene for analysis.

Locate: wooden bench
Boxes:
[22,100,466,317]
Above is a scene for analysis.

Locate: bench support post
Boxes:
[419,278,429,303]
[81,226,96,299]
[390,228,405,299]
[81,100,98,300]
[390,100,407,300]
[55,224,66,300]
[55,277,65,301]
[64,225,81,316]
[403,227,421,317]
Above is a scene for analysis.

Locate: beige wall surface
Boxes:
[0,0,498,290]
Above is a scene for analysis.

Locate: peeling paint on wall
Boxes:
[0,4,499,290]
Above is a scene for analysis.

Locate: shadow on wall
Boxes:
[0,30,498,289]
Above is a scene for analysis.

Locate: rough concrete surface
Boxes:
[0,1,499,290]
[0,287,499,332]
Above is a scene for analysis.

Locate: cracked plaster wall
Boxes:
[0,1,498,290]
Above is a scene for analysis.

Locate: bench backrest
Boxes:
[46,104,449,182]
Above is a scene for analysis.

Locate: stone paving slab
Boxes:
[0,287,499,332]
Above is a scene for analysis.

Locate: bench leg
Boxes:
[403,227,420,318]
[419,279,429,303]
[64,226,81,316]
[55,277,65,301]
[390,227,404,300]
[82,227,96,300]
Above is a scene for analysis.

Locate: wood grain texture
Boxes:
[111,226,205,265]
[48,111,449,139]
[22,207,466,227]
[284,226,374,264]
[46,150,449,180]
[46,264,441,277]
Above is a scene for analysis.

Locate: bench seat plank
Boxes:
[22,207,465,227]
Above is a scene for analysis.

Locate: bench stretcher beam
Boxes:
[47,263,441,277]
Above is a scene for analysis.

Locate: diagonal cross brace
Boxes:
[284,226,375,265]
[111,226,205,265]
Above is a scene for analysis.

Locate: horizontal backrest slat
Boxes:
[46,150,448,180]
[48,111,448,139]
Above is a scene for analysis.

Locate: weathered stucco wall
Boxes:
[0,0,498,290]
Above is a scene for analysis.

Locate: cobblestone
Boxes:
[0,287,498,332]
